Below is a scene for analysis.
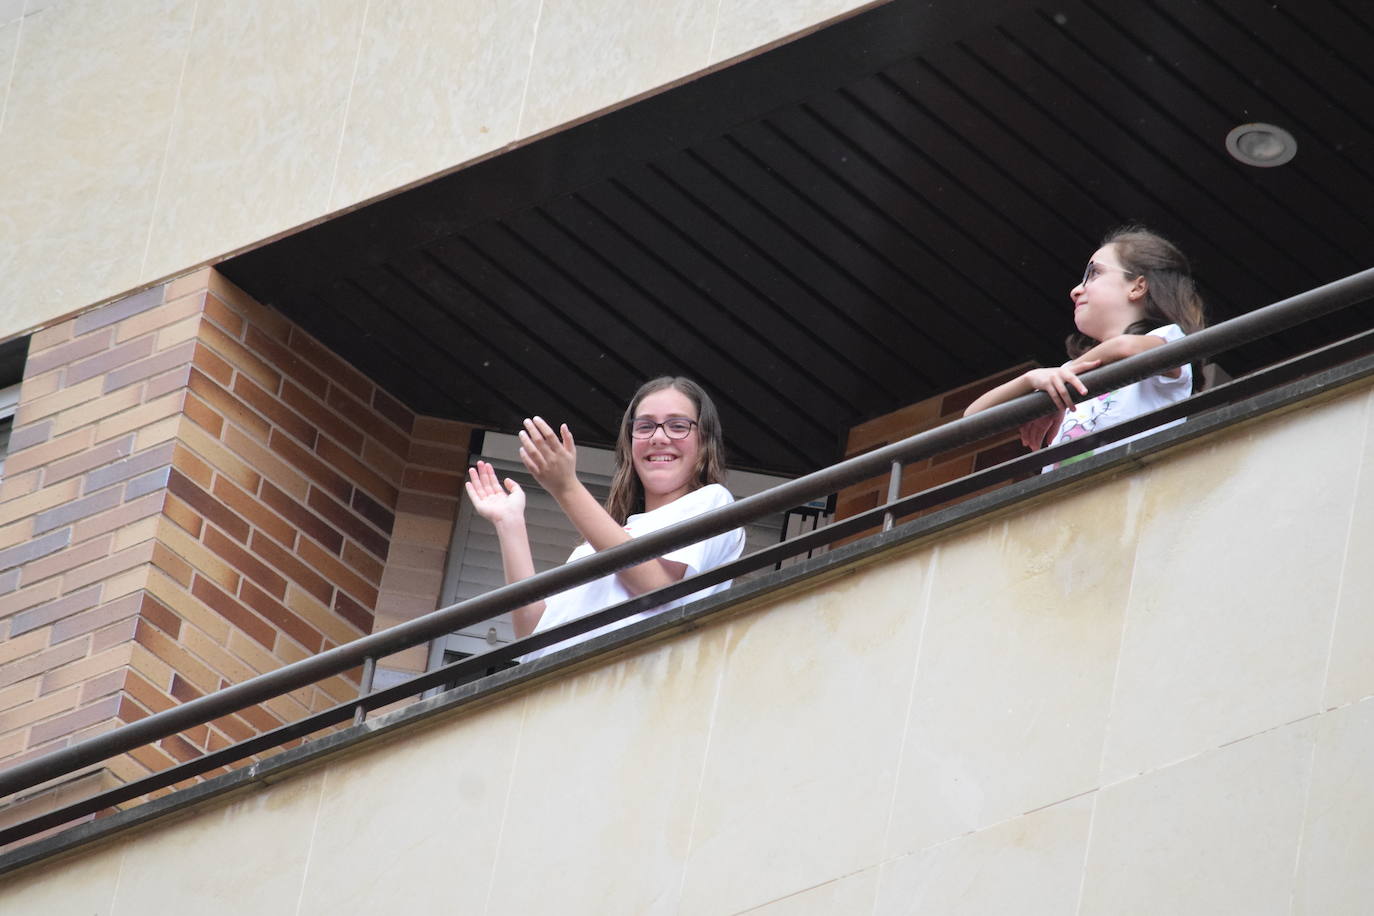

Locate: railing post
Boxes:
[882,459,902,531]
[353,657,376,726]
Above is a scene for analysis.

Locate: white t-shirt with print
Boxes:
[522,483,744,662]
[1049,323,1192,468]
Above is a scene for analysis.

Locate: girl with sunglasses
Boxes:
[964,225,1206,465]
[465,376,745,661]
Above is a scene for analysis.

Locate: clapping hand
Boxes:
[465,460,526,526]
[518,416,578,497]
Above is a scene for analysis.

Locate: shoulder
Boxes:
[1147,323,1185,342]
[674,483,735,515]
[693,483,735,506]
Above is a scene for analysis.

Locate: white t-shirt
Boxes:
[521,483,744,662]
[1048,324,1192,470]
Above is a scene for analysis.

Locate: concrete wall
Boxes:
[0,0,879,343]
[2,374,1370,914]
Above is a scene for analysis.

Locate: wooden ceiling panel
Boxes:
[221,0,1374,475]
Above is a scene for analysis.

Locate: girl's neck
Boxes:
[643,483,698,514]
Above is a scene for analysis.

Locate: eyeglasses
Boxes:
[1080,262,1140,287]
[630,418,698,439]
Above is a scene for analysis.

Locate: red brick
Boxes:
[160,733,201,763]
[342,540,385,587]
[401,467,463,498]
[169,673,203,703]
[64,335,154,386]
[91,616,139,653]
[297,538,380,608]
[191,342,234,386]
[74,286,163,335]
[190,368,277,442]
[166,469,250,543]
[231,374,316,447]
[124,669,175,715]
[269,429,352,502]
[306,487,388,560]
[150,540,194,588]
[28,695,120,745]
[280,379,363,453]
[163,492,204,538]
[139,592,183,639]
[18,533,114,588]
[395,491,458,519]
[24,328,113,378]
[249,531,333,605]
[349,488,395,535]
[144,363,194,401]
[974,439,1028,471]
[78,668,127,705]
[49,591,146,643]
[406,440,465,471]
[259,481,343,553]
[210,712,255,743]
[70,490,164,544]
[238,580,323,653]
[102,339,197,394]
[189,575,276,649]
[288,327,372,402]
[199,322,281,392]
[238,703,285,734]
[332,590,373,634]
[202,526,287,600]
[182,391,224,437]
[171,444,215,489]
[243,325,326,398]
[211,475,296,548]
[370,387,414,435]
[129,742,177,774]
[201,291,245,338]
[317,436,398,506]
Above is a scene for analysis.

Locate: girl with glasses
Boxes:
[964,225,1206,465]
[465,376,744,660]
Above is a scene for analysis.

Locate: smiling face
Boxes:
[630,387,701,512]
[1070,243,1149,341]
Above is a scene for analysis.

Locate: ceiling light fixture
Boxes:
[1225,122,1297,168]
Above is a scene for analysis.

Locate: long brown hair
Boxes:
[1067,224,1207,387]
[605,377,727,525]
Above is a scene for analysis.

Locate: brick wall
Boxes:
[0,270,472,825]
[835,364,1036,526]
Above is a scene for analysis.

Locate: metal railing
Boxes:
[1,266,1372,847]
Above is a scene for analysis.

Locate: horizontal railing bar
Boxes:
[6,329,1374,845]
[2,266,1371,800]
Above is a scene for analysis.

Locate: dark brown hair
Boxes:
[605,377,728,525]
[1067,224,1207,386]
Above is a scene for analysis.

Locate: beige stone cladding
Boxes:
[0,270,472,824]
[2,377,1370,914]
[0,0,877,346]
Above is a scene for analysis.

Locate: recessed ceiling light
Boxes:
[1225,122,1297,168]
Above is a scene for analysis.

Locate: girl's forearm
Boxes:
[491,516,546,638]
[963,374,1035,416]
[548,480,685,596]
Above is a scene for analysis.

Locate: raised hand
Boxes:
[517,416,578,497]
[465,460,526,526]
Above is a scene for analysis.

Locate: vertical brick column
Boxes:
[373,417,471,682]
[0,269,473,824]
[835,364,1037,524]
